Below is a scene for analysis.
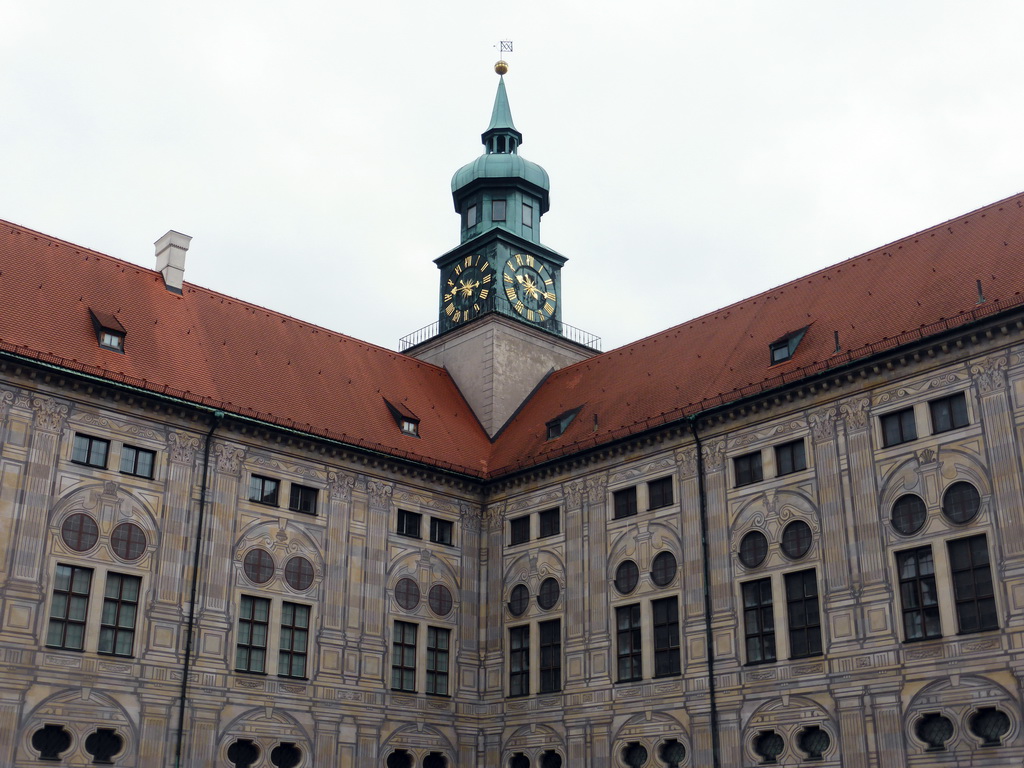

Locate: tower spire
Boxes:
[482,62,522,154]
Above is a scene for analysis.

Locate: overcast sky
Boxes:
[3,1,1024,353]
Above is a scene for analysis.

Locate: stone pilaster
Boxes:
[836,692,870,768]
[563,479,587,690]
[584,475,612,688]
[358,478,391,686]
[871,687,908,768]
[482,501,506,697]
[456,501,483,698]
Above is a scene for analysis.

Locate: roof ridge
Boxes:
[562,188,1024,370]
[0,217,449,373]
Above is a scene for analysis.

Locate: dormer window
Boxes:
[769,327,808,365]
[546,407,581,440]
[384,398,420,438]
[89,310,126,352]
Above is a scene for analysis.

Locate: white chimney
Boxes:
[154,230,192,293]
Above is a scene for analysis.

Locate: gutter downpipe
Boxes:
[688,415,722,768]
[173,410,225,768]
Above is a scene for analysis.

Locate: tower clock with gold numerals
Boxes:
[502,253,557,324]
[442,254,494,324]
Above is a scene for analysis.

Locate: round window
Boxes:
[538,578,561,610]
[891,494,927,535]
[243,549,275,584]
[739,530,769,568]
[781,520,812,559]
[615,560,640,595]
[110,522,147,561]
[508,584,529,616]
[429,584,453,616]
[651,551,678,586]
[61,513,99,552]
[284,556,314,591]
[395,577,420,610]
[942,482,981,524]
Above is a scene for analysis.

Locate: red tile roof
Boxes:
[0,222,492,476]
[3,191,1024,480]
[488,192,1024,473]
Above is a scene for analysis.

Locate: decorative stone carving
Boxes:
[366,480,393,509]
[809,406,838,440]
[327,470,355,501]
[168,431,201,465]
[839,398,870,432]
[459,503,482,533]
[565,480,586,509]
[485,502,506,531]
[587,475,608,503]
[971,354,1008,394]
[213,443,245,475]
[701,441,725,472]
[31,396,68,432]
[675,447,698,478]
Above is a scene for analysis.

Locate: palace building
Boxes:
[2,63,1024,767]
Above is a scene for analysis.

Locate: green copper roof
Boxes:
[451,74,549,203]
[486,76,518,135]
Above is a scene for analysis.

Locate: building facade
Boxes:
[2,66,1024,767]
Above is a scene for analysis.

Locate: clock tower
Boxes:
[406,62,597,436]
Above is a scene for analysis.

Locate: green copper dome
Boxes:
[451,75,550,212]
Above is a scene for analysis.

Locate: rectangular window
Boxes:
[47,564,93,650]
[775,440,806,476]
[249,475,280,506]
[509,625,530,696]
[430,517,454,545]
[72,434,109,468]
[289,484,318,515]
[99,330,124,351]
[616,604,642,682]
[426,626,450,696]
[539,619,562,693]
[119,445,155,478]
[391,621,417,691]
[948,535,998,634]
[613,487,638,519]
[98,573,141,656]
[652,597,681,677]
[930,392,969,434]
[896,546,941,641]
[492,199,506,221]
[734,452,764,487]
[881,407,917,447]
[510,515,530,545]
[538,508,560,538]
[522,203,533,228]
[647,477,673,510]
[742,578,776,664]
[278,602,310,678]
[465,204,477,228]
[397,509,422,539]
[236,595,270,673]
[785,569,822,658]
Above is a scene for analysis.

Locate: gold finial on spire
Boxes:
[494,41,512,75]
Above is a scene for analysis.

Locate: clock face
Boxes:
[503,253,557,323]
[443,254,493,323]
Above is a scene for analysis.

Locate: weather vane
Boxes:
[495,41,512,75]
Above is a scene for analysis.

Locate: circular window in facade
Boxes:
[891,494,927,535]
[651,551,678,587]
[284,556,314,591]
[540,750,562,768]
[61,513,99,552]
[622,742,648,768]
[739,530,769,568]
[429,584,453,616]
[243,548,275,584]
[508,584,529,616]
[797,726,830,760]
[395,577,420,610]
[969,707,1011,746]
[110,522,147,561]
[538,578,561,609]
[915,713,954,751]
[781,520,812,559]
[753,731,785,763]
[942,482,981,524]
[615,560,640,595]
